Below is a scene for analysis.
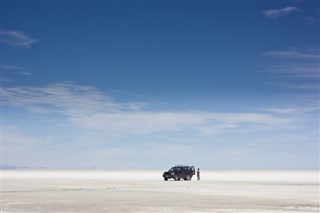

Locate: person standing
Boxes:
[197,168,200,180]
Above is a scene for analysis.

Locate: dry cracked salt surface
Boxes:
[1,170,319,213]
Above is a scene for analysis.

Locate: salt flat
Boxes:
[1,170,319,212]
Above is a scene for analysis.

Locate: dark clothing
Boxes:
[197,169,200,180]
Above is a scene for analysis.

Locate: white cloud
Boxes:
[264,50,320,60]
[0,29,38,48]
[2,82,318,169]
[17,71,32,76]
[2,82,294,135]
[2,82,120,116]
[263,108,299,114]
[263,49,320,90]
[2,64,33,76]
[262,106,319,115]
[263,6,301,19]
[266,62,319,79]
[69,111,292,135]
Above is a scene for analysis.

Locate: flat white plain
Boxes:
[2,170,319,212]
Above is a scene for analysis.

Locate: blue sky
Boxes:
[1,0,319,169]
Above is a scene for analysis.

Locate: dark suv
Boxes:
[162,165,195,181]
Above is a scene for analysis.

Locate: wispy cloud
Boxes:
[0,29,38,48]
[2,82,295,135]
[265,62,319,78]
[263,48,320,90]
[263,108,299,114]
[263,106,319,114]
[2,82,120,115]
[2,64,33,76]
[69,111,293,135]
[264,50,320,60]
[18,71,32,76]
[262,6,301,19]
[2,82,318,169]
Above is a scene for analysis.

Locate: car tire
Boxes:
[186,175,191,181]
[164,178,168,181]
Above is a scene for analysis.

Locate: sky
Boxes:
[1,0,319,169]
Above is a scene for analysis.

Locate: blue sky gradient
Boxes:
[1,0,319,169]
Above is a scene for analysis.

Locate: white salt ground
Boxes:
[1,170,319,213]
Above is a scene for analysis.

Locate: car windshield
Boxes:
[169,167,181,172]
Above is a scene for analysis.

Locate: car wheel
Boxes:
[164,178,168,181]
[186,175,191,181]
